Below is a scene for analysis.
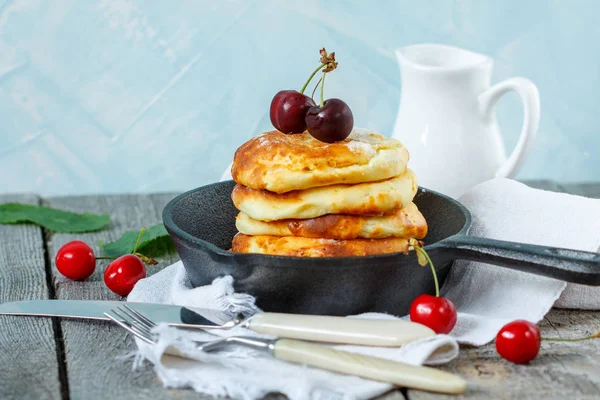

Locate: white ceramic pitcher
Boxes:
[392,44,540,198]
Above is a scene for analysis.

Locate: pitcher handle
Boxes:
[478,77,540,178]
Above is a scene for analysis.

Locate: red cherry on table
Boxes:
[270,90,315,134]
[305,98,354,143]
[55,240,96,281]
[409,294,457,334]
[104,254,146,297]
[495,320,541,364]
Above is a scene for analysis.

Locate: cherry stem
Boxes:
[300,63,326,94]
[135,252,158,265]
[320,71,326,107]
[415,246,439,297]
[132,227,146,254]
[543,333,600,342]
[311,77,322,102]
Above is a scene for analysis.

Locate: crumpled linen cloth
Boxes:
[128,264,458,400]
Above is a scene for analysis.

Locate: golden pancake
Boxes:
[231,128,409,193]
[231,234,411,257]
[235,203,427,239]
[231,169,418,221]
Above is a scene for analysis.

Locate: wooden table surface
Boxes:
[0,181,599,400]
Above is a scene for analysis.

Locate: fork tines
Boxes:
[105,304,161,344]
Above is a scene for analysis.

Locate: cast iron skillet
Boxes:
[163,181,600,316]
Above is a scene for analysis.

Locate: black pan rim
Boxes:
[162,180,472,266]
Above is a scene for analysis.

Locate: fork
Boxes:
[105,305,467,394]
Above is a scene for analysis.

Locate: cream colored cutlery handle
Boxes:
[273,339,466,394]
[249,313,435,346]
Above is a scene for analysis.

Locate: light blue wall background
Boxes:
[1,0,598,196]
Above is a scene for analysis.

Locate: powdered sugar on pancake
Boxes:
[347,140,377,157]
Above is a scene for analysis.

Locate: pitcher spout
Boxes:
[395,44,492,72]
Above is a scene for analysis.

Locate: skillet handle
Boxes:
[436,235,600,285]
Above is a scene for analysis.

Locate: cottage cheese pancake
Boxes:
[231,234,411,257]
[231,128,409,193]
[236,203,427,239]
[232,169,418,221]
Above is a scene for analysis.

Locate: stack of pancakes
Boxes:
[230,128,427,257]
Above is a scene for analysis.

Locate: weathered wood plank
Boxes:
[523,180,600,199]
[0,194,62,400]
[524,180,600,198]
[45,193,206,400]
[375,389,407,400]
[522,179,567,192]
[407,309,600,400]
[561,183,600,199]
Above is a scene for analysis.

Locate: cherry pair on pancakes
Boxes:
[269,48,353,143]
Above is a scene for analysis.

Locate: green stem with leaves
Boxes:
[128,227,157,265]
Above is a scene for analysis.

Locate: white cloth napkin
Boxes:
[443,179,600,345]
[128,264,458,400]
[127,178,600,398]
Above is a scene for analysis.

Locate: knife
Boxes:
[0,300,435,346]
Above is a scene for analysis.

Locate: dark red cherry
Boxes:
[305,98,353,143]
[270,90,315,134]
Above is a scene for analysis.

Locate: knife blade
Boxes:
[0,300,435,346]
[0,300,229,326]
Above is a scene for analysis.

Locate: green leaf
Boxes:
[0,203,110,233]
[101,224,175,258]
